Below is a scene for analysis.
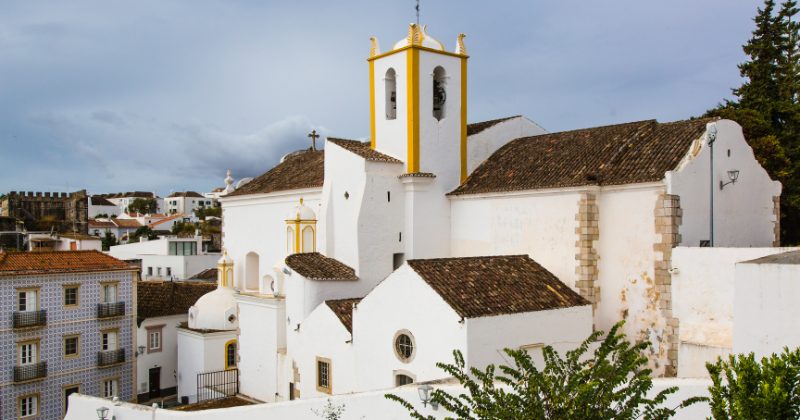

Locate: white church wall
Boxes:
[403,177,453,261]
[666,119,781,248]
[353,264,466,392]
[66,378,713,420]
[594,184,666,373]
[236,294,286,403]
[291,302,356,399]
[372,52,409,163]
[136,314,184,399]
[466,116,548,174]
[671,246,794,377]
[450,190,581,291]
[219,189,322,291]
[734,257,800,360]
[465,305,593,372]
[176,329,236,404]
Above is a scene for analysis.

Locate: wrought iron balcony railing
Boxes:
[13,362,47,382]
[97,348,125,367]
[97,302,125,318]
[12,310,47,329]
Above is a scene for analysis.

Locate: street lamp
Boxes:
[96,407,109,420]
[417,384,438,410]
[720,170,740,190]
[136,345,145,357]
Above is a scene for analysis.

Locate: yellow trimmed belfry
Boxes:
[286,198,317,254]
[218,252,234,288]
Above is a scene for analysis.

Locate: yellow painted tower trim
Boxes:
[369,60,376,149]
[460,57,468,182]
[406,48,420,173]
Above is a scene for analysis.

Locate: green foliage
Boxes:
[706,347,800,419]
[194,206,221,220]
[312,399,346,420]
[127,198,158,215]
[101,230,117,251]
[95,213,109,219]
[109,214,117,219]
[128,226,157,242]
[171,220,197,235]
[386,321,703,420]
[701,0,800,244]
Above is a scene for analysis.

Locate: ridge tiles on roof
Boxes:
[0,250,131,274]
[450,118,715,196]
[327,138,402,163]
[406,254,589,318]
[466,116,520,136]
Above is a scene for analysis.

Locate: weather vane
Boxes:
[415,0,420,25]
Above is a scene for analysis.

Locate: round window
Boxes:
[393,330,416,363]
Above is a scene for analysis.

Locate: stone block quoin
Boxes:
[654,193,682,377]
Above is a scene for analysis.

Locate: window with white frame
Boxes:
[19,342,38,365]
[101,283,118,303]
[102,378,118,398]
[17,289,38,312]
[19,394,38,418]
[101,331,117,351]
[150,331,160,350]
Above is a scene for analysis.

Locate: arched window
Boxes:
[287,227,295,253]
[245,252,259,291]
[225,341,237,369]
[432,66,447,121]
[302,226,315,253]
[385,68,397,120]
[396,374,414,386]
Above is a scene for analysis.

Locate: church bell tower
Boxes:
[368,24,469,186]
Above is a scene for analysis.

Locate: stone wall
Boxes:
[575,192,600,315]
[0,190,88,234]
[773,196,781,247]
[655,194,682,377]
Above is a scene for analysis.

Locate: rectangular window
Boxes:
[64,335,80,358]
[102,378,118,398]
[157,267,162,276]
[147,267,153,276]
[166,267,172,277]
[63,285,79,308]
[19,394,38,418]
[101,283,118,303]
[17,289,38,312]
[19,342,38,365]
[101,331,117,351]
[149,332,160,350]
[169,242,177,255]
[316,357,332,394]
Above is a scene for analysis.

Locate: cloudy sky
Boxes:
[0,0,764,196]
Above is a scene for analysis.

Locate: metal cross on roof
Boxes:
[308,130,320,151]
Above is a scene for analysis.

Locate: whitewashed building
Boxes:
[108,235,219,281]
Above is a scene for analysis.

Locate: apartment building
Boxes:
[0,251,137,420]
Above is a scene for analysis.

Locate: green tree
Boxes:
[706,347,800,419]
[127,198,158,215]
[128,226,158,243]
[386,322,703,420]
[101,230,117,251]
[171,220,197,235]
[194,206,221,220]
[702,0,800,244]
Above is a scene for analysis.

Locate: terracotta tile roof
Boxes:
[467,116,519,136]
[406,255,589,319]
[327,138,403,163]
[102,192,157,199]
[325,298,363,333]
[227,150,325,197]
[90,196,116,206]
[450,119,714,196]
[89,220,116,228]
[285,252,358,281]
[112,219,142,228]
[166,191,204,198]
[189,268,218,280]
[149,213,183,228]
[137,281,217,322]
[0,250,133,276]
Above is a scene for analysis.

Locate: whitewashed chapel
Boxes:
[176,24,780,404]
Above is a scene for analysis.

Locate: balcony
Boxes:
[97,348,125,367]
[12,310,47,329]
[97,302,125,318]
[13,362,47,382]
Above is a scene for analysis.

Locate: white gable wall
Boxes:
[137,314,185,399]
[666,119,781,247]
[466,116,549,174]
[352,264,466,392]
[466,305,593,372]
[236,294,286,402]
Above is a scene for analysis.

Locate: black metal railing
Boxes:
[97,348,125,367]
[12,310,47,329]
[197,369,239,403]
[97,302,125,318]
[13,362,47,382]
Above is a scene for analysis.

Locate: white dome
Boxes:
[287,199,316,221]
[189,288,238,331]
[393,24,444,51]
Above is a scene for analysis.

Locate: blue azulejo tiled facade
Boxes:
[0,269,135,420]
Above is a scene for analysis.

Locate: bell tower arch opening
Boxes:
[385,68,397,120]
[432,66,447,121]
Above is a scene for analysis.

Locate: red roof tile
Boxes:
[285,252,358,281]
[327,138,402,163]
[0,250,133,276]
[325,298,363,333]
